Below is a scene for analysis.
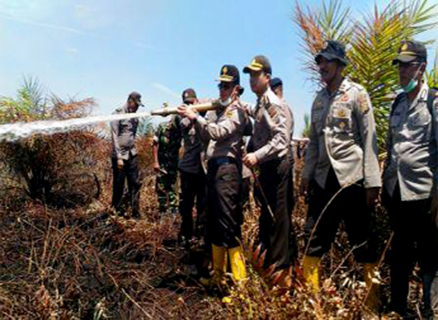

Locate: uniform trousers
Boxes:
[206,157,243,248]
[255,155,295,270]
[305,168,377,263]
[179,169,206,241]
[155,166,178,214]
[384,184,438,315]
[111,155,141,217]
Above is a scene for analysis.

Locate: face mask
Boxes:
[219,97,232,107]
[402,62,424,93]
[402,79,418,93]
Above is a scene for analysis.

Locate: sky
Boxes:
[0,0,437,134]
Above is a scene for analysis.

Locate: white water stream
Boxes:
[0,111,152,142]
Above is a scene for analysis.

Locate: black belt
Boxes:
[208,157,237,168]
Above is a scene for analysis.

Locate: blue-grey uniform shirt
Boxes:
[384,83,438,201]
[247,88,292,164]
[111,104,139,160]
[303,78,381,189]
[178,116,204,174]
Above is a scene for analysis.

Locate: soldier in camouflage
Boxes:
[153,116,182,217]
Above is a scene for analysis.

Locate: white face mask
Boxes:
[219,97,232,107]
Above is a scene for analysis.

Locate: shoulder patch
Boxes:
[358,92,370,114]
[314,99,323,109]
[267,106,279,122]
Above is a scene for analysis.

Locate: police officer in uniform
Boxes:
[178,65,252,286]
[300,41,381,315]
[178,88,206,244]
[110,92,143,219]
[153,116,182,218]
[383,40,438,318]
[243,56,295,278]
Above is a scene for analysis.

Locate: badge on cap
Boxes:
[222,66,228,75]
[401,43,409,52]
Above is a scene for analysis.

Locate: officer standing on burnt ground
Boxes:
[243,56,295,285]
[110,92,144,219]
[300,40,381,317]
[178,64,252,290]
[177,88,207,247]
[383,40,438,319]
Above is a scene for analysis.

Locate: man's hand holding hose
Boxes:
[177,104,198,120]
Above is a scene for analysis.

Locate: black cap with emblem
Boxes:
[243,55,272,75]
[392,40,427,65]
[315,40,348,66]
[182,88,197,104]
[218,64,244,95]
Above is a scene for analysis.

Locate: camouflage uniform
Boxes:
[153,117,182,214]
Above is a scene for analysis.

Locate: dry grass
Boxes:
[0,143,426,319]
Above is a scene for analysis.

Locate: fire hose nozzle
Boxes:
[150,101,220,116]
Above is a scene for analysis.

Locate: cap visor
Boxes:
[243,65,262,74]
[183,98,196,104]
[216,76,234,82]
[392,54,417,65]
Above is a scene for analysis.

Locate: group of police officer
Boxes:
[111,39,438,319]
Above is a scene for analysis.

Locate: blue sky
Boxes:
[0,0,437,134]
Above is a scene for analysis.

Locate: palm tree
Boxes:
[302,113,311,138]
[294,0,438,152]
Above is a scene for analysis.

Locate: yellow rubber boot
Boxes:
[228,246,247,283]
[302,255,321,293]
[363,262,380,317]
[200,245,227,287]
